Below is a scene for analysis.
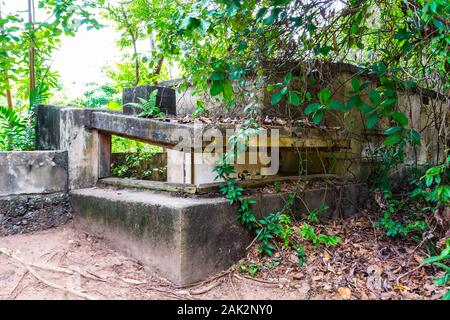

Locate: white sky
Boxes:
[1,0,123,100]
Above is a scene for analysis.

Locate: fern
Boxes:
[124,90,165,118]
[0,106,32,151]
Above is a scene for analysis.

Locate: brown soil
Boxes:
[0,218,446,300]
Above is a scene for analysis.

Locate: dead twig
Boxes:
[10,270,29,299]
[246,229,263,250]
[396,264,424,284]
[189,280,222,295]
[229,272,241,299]
[238,274,280,287]
[0,247,96,300]
[175,270,231,289]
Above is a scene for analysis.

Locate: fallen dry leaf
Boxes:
[338,287,352,300]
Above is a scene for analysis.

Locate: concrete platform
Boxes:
[70,183,367,285]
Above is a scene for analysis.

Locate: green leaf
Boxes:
[366,113,378,129]
[351,77,361,92]
[284,72,293,84]
[328,100,347,111]
[381,98,397,108]
[210,81,223,96]
[358,104,373,114]
[385,133,403,146]
[181,17,200,30]
[384,126,403,135]
[408,129,421,145]
[222,79,233,100]
[211,71,226,81]
[312,109,324,124]
[392,112,408,126]
[305,102,322,115]
[288,91,301,106]
[318,88,331,103]
[369,89,381,106]
[271,88,287,105]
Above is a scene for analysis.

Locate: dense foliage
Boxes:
[0,0,102,150]
[0,0,448,298]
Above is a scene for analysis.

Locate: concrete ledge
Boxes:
[70,183,367,285]
[0,151,68,197]
[70,188,253,285]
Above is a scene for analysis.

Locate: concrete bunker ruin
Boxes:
[33,94,368,285]
[5,62,446,285]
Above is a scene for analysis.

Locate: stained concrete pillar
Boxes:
[59,108,100,190]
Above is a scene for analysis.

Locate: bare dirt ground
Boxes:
[0,218,446,300]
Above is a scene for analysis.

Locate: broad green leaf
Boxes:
[288,91,301,106]
[271,88,286,105]
[329,100,347,111]
[312,109,324,124]
[211,71,226,81]
[284,72,293,84]
[318,88,331,103]
[366,113,378,129]
[222,79,233,100]
[381,98,397,108]
[392,112,408,126]
[384,126,403,135]
[385,133,402,146]
[210,81,223,96]
[199,19,211,35]
[351,77,361,92]
[305,102,322,115]
[369,89,381,106]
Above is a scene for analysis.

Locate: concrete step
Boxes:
[70,183,367,285]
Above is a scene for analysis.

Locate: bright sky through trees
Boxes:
[1,0,120,100]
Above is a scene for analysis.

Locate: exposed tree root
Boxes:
[0,247,96,300]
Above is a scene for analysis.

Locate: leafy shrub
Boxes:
[421,238,450,300]
[0,106,34,151]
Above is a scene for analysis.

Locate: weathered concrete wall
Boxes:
[0,193,71,236]
[59,108,100,189]
[70,182,367,285]
[0,151,70,236]
[0,151,68,196]
[35,104,62,150]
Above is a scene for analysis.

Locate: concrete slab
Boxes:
[70,182,367,285]
[0,151,68,196]
[70,188,254,285]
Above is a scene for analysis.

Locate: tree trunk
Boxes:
[28,0,36,94]
[0,3,14,108]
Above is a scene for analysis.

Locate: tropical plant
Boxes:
[124,90,165,118]
[421,238,450,300]
[0,106,33,151]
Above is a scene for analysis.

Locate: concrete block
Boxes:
[60,108,99,189]
[70,182,367,285]
[123,85,176,116]
[70,188,254,285]
[35,105,63,150]
[0,151,68,196]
